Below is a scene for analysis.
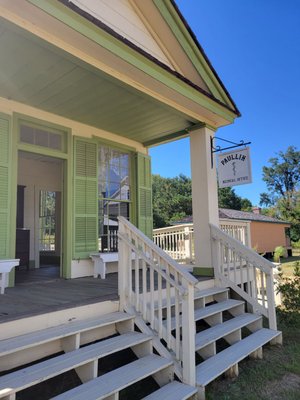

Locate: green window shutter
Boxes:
[74,139,98,258]
[136,153,153,239]
[0,115,11,259]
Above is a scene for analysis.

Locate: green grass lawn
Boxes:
[276,255,300,277]
[206,311,300,400]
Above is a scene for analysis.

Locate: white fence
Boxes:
[153,219,251,264]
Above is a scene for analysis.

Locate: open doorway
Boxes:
[15,151,63,284]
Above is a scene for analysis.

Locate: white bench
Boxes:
[90,252,119,279]
[0,259,20,294]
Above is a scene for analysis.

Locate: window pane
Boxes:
[98,145,131,252]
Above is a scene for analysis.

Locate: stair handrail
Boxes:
[210,223,277,330]
[118,216,198,386]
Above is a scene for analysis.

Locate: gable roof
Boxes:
[172,209,291,225]
[57,0,240,117]
[218,208,291,224]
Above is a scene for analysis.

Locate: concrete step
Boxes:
[0,311,133,357]
[52,354,173,400]
[195,313,262,351]
[196,328,282,388]
[0,332,151,398]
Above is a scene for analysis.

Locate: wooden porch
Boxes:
[0,268,119,323]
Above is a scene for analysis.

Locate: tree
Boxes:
[152,174,252,228]
[152,174,192,228]
[260,146,300,241]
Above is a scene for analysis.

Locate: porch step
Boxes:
[0,332,151,398]
[168,299,244,330]
[153,287,229,310]
[143,381,198,400]
[195,313,262,350]
[52,354,173,400]
[194,299,244,322]
[196,328,281,388]
[194,287,229,300]
[0,311,133,357]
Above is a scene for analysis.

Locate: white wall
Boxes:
[18,155,63,267]
[70,0,173,67]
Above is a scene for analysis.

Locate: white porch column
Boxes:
[190,126,219,267]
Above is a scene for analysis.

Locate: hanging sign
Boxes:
[217,147,252,188]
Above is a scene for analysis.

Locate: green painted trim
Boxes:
[27,0,236,123]
[96,138,138,227]
[14,112,69,155]
[193,266,214,277]
[154,0,236,109]
[92,136,137,153]
[63,132,73,278]
[144,130,189,147]
[143,122,207,147]
[0,112,16,286]
[13,113,72,280]
[130,152,137,227]
[18,143,69,159]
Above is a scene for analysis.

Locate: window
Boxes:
[98,145,131,252]
[39,191,56,251]
[19,122,66,152]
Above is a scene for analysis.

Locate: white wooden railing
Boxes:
[210,224,277,330]
[153,219,250,263]
[153,224,194,263]
[118,216,198,385]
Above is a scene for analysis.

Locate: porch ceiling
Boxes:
[0,18,197,145]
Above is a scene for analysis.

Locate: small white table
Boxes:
[0,259,20,294]
[90,253,119,279]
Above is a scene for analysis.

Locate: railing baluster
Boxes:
[150,249,155,328]
[174,271,180,360]
[260,270,266,308]
[166,264,172,349]
[142,242,147,320]
[157,259,163,338]
[246,258,250,294]
[135,248,139,311]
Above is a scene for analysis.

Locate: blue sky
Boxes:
[150,0,300,206]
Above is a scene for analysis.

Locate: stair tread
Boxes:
[52,354,173,400]
[194,287,229,299]
[166,299,244,330]
[153,287,229,310]
[0,332,151,395]
[194,299,244,321]
[0,311,133,356]
[143,381,197,400]
[196,328,281,387]
[195,313,262,350]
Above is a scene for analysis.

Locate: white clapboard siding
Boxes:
[0,332,151,397]
[70,0,173,67]
[52,354,173,400]
[0,311,133,357]
[143,381,198,400]
[196,328,282,387]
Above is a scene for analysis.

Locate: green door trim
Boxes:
[13,113,73,280]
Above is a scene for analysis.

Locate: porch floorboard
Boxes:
[0,272,119,323]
